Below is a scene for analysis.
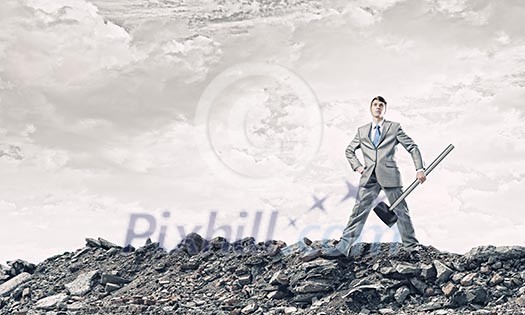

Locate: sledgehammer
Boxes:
[373,144,455,227]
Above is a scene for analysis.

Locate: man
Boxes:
[322,96,426,258]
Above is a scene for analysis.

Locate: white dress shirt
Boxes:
[369,119,385,144]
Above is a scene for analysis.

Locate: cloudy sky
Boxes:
[1,0,524,264]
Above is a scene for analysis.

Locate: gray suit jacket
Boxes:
[346,120,425,188]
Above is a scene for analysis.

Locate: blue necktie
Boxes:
[373,125,381,147]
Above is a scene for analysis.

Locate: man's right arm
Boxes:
[345,131,364,173]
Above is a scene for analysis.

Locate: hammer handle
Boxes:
[389,144,455,210]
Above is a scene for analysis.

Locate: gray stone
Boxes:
[465,245,525,263]
[441,282,457,297]
[421,264,437,280]
[267,290,288,299]
[241,302,257,314]
[293,280,332,293]
[409,277,427,295]
[342,284,382,299]
[65,270,98,296]
[394,286,410,303]
[68,301,86,311]
[460,273,476,286]
[105,282,121,293]
[433,260,453,283]
[395,262,421,275]
[238,274,251,285]
[22,287,31,299]
[6,259,36,274]
[302,258,336,270]
[516,295,525,307]
[492,261,502,270]
[449,289,467,307]
[269,271,289,285]
[480,265,490,273]
[98,237,121,250]
[100,273,130,285]
[466,287,488,305]
[489,274,504,286]
[0,272,31,297]
[451,272,464,283]
[35,293,68,310]
[85,238,101,248]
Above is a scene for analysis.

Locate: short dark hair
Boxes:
[370,96,387,106]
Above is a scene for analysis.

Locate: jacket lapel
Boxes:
[362,123,374,147]
[376,120,392,147]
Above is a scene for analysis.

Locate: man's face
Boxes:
[370,99,386,119]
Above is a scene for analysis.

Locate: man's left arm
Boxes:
[396,124,427,183]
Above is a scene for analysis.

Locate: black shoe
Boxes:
[320,247,345,259]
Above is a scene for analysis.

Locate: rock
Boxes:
[421,263,437,280]
[409,277,427,295]
[465,246,525,264]
[238,274,251,285]
[122,244,135,252]
[394,286,410,303]
[300,249,321,262]
[209,236,229,251]
[22,287,31,299]
[516,295,525,307]
[433,260,453,284]
[269,271,289,285]
[441,282,457,297]
[6,259,36,275]
[85,238,102,248]
[489,274,504,286]
[480,265,490,274]
[0,233,524,314]
[301,258,337,270]
[98,237,121,250]
[65,270,98,296]
[154,262,166,272]
[460,273,476,286]
[0,272,31,297]
[241,302,257,314]
[451,272,464,283]
[35,293,69,310]
[267,290,288,299]
[395,262,421,275]
[100,273,130,285]
[72,247,90,259]
[466,287,488,305]
[178,232,204,255]
[105,283,121,293]
[492,261,502,270]
[449,289,467,307]
[293,281,332,293]
[303,237,313,246]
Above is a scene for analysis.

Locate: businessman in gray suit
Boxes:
[322,96,426,258]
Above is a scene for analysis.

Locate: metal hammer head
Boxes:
[373,201,398,227]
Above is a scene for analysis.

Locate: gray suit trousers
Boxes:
[335,171,419,256]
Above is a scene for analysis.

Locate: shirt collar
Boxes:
[372,119,385,129]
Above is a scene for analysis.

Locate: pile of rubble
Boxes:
[1,233,524,314]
